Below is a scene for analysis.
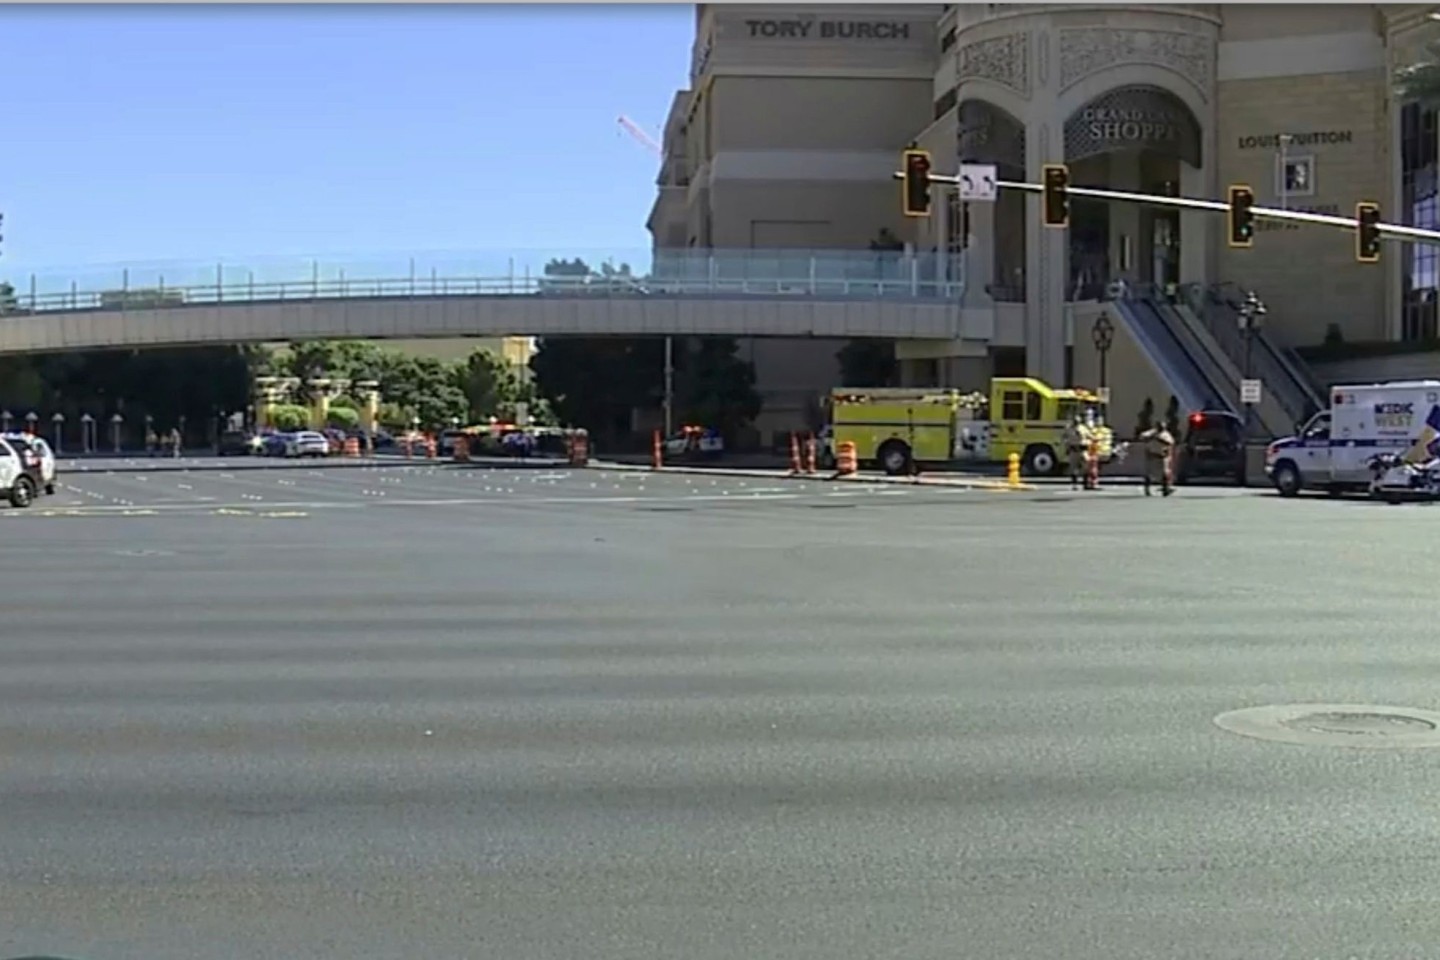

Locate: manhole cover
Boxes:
[1214,704,1440,749]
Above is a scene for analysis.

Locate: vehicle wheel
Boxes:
[9,476,34,509]
[877,440,912,476]
[1022,444,1059,477]
[44,482,55,495]
[1272,460,1302,497]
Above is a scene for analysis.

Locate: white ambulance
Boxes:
[1265,380,1440,498]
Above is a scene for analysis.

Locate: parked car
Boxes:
[1176,410,1246,485]
[260,432,293,457]
[285,431,332,458]
[438,429,468,457]
[217,430,263,456]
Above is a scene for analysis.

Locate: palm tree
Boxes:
[1395,38,1440,109]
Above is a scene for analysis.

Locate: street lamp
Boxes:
[1277,134,1294,211]
[1238,291,1267,485]
[1091,313,1115,415]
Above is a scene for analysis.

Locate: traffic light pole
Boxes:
[898,170,1440,247]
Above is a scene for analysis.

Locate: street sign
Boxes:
[1096,386,1112,405]
[958,163,998,202]
[1241,379,1263,405]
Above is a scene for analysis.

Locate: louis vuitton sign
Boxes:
[744,19,913,40]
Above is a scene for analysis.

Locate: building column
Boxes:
[967,201,996,305]
[1178,161,1210,286]
[1024,120,1068,385]
[935,193,950,284]
[1109,151,1143,283]
[354,380,381,436]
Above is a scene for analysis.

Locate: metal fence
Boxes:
[1,248,967,313]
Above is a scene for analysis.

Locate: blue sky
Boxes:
[1,4,693,289]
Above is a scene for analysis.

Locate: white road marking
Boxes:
[13,491,816,515]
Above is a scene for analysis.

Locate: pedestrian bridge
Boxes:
[0,248,972,355]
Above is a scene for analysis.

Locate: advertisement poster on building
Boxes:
[1278,156,1315,198]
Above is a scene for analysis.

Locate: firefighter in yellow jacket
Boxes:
[1063,414,1087,490]
[1084,412,1103,490]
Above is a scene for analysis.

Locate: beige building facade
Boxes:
[649,4,944,441]
[651,4,1440,439]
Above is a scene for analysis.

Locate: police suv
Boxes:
[3,433,56,495]
[0,436,40,508]
[1265,380,1440,498]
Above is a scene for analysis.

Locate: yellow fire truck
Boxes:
[830,378,1117,476]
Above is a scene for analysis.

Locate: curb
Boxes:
[63,457,430,474]
[590,460,1039,492]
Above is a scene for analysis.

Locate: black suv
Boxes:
[217,430,259,456]
[1176,410,1245,485]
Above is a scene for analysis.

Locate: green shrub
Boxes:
[268,404,311,431]
[377,401,414,431]
[325,405,360,430]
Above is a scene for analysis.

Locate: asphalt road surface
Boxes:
[3,462,1439,960]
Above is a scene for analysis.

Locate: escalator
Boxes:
[1110,297,1237,418]
[1189,284,1326,428]
[1147,297,1245,411]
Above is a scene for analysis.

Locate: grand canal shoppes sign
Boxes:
[1064,86,1202,167]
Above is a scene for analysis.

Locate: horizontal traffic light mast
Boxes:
[892,165,1440,258]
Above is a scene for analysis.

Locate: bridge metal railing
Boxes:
[0,248,967,315]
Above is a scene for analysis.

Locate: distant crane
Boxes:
[617,115,663,158]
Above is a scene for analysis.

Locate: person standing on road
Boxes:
[1063,413,1086,490]
[1083,409,1104,490]
[169,427,182,458]
[1139,420,1176,497]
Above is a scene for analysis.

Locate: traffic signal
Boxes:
[1228,185,1255,249]
[1356,202,1381,263]
[902,149,932,217]
[1042,164,1070,228]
